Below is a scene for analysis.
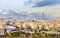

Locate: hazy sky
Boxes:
[0,0,60,17]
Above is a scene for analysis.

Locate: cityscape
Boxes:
[0,0,60,38]
[0,10,60,38]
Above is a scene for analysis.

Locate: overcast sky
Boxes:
[0,0,60,17]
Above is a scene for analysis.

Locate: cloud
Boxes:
[33,0,60,7]
[0,0,60,9]
[23,0,43,7]
[0,0,26,9]
[18,0,60,7]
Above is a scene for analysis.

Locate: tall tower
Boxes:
[42,13,47,20]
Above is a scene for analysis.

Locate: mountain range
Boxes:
[0,10,57,20]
